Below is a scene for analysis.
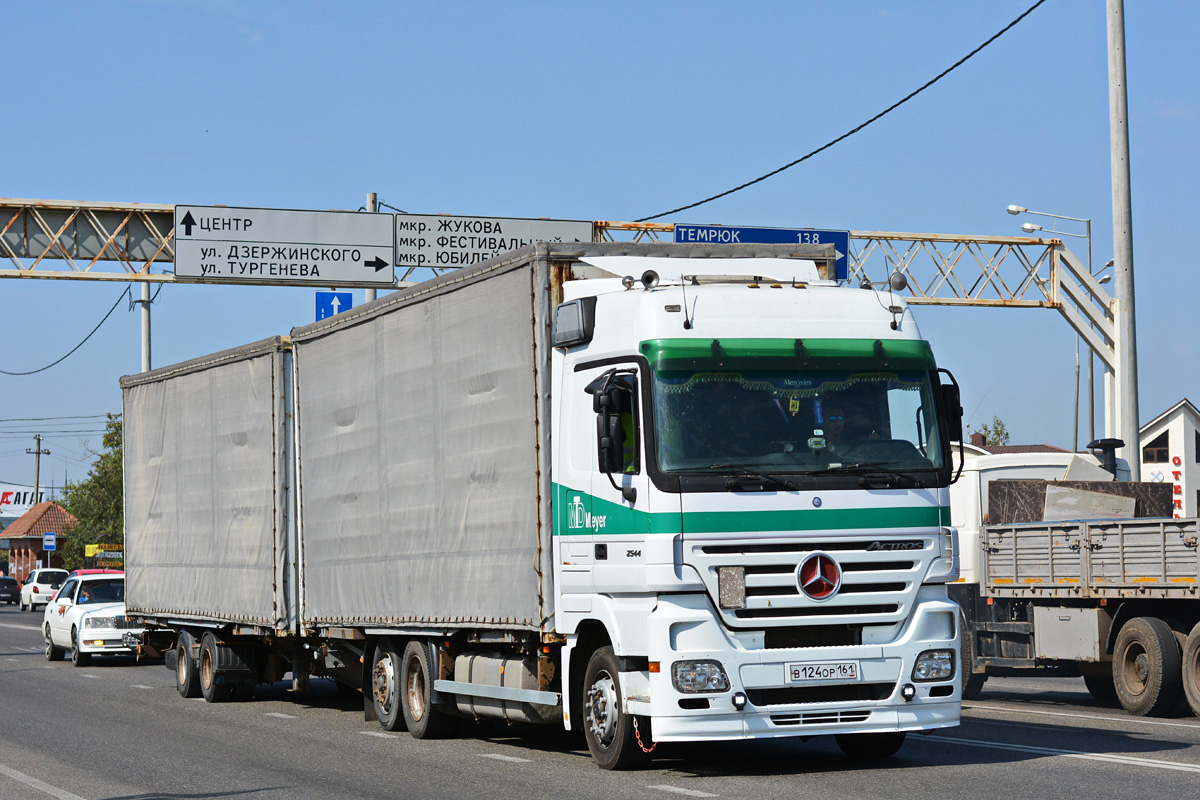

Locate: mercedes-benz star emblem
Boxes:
[797,552,841,600]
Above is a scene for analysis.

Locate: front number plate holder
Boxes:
[786,660,861,684]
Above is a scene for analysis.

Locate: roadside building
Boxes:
[1139,398,1200,518]
[5,502,76,581]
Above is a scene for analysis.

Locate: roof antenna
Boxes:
[681,274,692,329]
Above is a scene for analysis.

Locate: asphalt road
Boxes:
[2,604,1199,800]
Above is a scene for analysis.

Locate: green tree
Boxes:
[59,414,123,571]
[971,415,1011,446]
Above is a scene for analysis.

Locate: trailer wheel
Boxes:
[835,731,907,759]
[400,641,456,739]
[370,641,407,731]
[1182,622,1200,718]
[44,624,64,662]
[582,646,646,770]
[199,632,234,703]
[1113,616,1182,717]
[175,631,201,698]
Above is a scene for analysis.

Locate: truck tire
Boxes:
[1113,616,1182,717]
[370,641,407,731]
[835,731,907,759]
[400,640,456,739]
[959,612,986,700]
[175,631,201,698]
[44,624,64,661]
[70,627,91,667]
[1183,622,1200,718]
[582,646,646,770]
[1082,672,1119,706]
[199,632,235,702]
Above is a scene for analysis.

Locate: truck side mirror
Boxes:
[596,402,624,474]
[940,383,963,443]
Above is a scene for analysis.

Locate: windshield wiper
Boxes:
[803,463,921,488]
[703,464,797,492]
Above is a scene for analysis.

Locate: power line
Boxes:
[0,286,131,376]
[0,415,111,422]
[637,0,1048,222]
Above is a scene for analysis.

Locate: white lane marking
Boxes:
[965,702,1200,730]
[359,731,397,739]
[927,735,1200,773]
[647,787,718,798]
[131,685,153,690]
[82,674,99,679]
[0,763,87,800]
[0,622,42,631]
[265,712,297,719]
[478,754,531,763]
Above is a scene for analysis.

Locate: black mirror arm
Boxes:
[604,471,637,503]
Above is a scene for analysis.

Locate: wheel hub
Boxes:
[373,656,396,714]
[406,656,426,721]
[586,671,618,747]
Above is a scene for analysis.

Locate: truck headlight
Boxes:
[912,649,955,681]
[671,660,730,693]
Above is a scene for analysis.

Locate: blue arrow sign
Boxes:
[315,291,353,321]
[674,224,850,280]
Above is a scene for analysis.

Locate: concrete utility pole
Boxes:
[365,192,378,303]
[26,435,50,506]
[140,281,152,372]
[1107,0,1140,468]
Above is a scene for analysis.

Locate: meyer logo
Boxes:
[567,494,607,531]
[865,540,924,551]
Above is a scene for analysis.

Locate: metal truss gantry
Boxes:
[0,200,1121,438]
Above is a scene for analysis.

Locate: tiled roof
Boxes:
[3,502,77,539]
[977,444,1071,454]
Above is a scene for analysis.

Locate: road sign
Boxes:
[43,532,56,551]
[395,214,593,272]
[674,224,850,280]
[174,205,395,286]
[315,291,353,321]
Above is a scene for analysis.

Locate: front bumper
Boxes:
[78,629,144,655]
[638,590,961,742]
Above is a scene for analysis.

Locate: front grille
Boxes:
[764,625,860,648]
[690,535,934,628]
[770,709,874,726]
[747,683,895,706]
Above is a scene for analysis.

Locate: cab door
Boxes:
[582,365,652,593]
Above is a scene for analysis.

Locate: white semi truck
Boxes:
[948,448,1200,718]
[122,242,965,769]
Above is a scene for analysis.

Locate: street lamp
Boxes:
[1009,205,1097,452]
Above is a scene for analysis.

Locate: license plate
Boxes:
[786,661,860,683]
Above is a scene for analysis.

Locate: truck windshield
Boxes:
[645,338,946,475]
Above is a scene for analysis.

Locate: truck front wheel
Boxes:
[1183,622,1200,718]
[400,641,456,739]
[582,646,645,770]
[1113,617,1182,717]
[371,641,406,731]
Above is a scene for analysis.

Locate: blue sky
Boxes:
[2,0,1197,491]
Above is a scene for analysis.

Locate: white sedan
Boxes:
[43,573,142,666]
